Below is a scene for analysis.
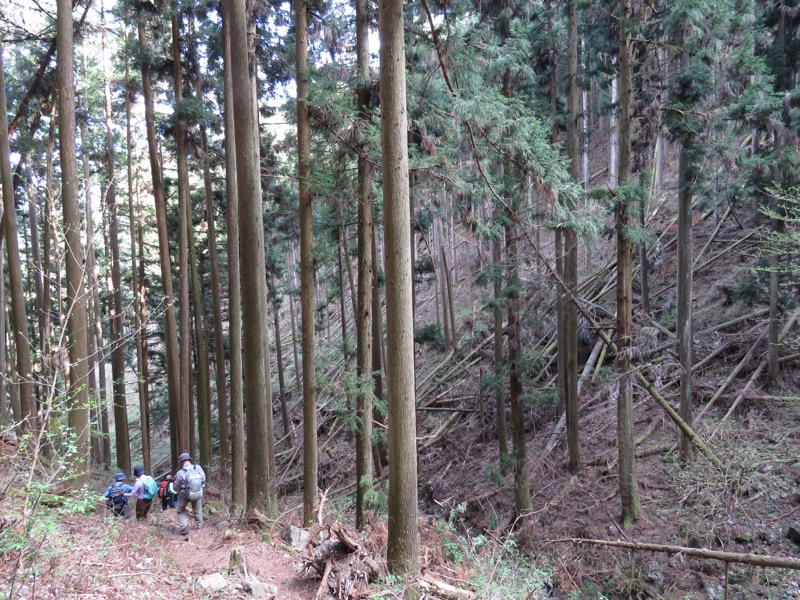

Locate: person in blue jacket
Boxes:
[103,472,133,517]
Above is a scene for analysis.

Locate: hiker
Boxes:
[125,465,159,520]
[174,452,206,535]
[103,472,133,517]
[158,474,178,511]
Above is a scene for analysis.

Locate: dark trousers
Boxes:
[135,498,153,519]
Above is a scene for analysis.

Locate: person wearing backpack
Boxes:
[158,474,178,511]
[173,452,206,535]
[103,472,133,517]
[125,465,158,520]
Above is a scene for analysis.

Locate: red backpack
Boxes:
[157,480,170,499]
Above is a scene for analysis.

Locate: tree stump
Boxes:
[228,547,250,579]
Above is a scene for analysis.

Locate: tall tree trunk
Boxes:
[188,187,212,469]
[57,0,90,483]
[125,23,151,473]
[221,0,245,508]
[337,205,350,361]
[273,305,291,443]
[226,0,276,514]
[507,212,532,517]
[296,0,318,525]
[172,9,193,460]
[138,16,181,467]
[492,206,508,470]
[79,112,103,466]
[185,19,212,471]
[0,251,6,426]
[355,0,374,529]
[380,0,419,573]
[0,36,34,435]
[289,279,301,388]
[103,2,131,474]
[201,121,229,476]
[371,231,387,476]
[617,0,642,526]
[564,0,580,474]
[676,25,694,462]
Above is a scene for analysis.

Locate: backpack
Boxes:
[157,480,170,499]
[142,475,159,501]
[181,465,204,501]
[108,484,126,508]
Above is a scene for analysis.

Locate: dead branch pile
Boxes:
[301,523,384,600]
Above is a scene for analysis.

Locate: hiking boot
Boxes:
[179,527,189,536]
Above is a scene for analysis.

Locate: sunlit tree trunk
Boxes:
[102,2,131,474]
[295,0,318,525]
[0,36,34,435]
[125,23,151,473]
[172,8,193,459]
[221,0,245,508]
[226,0,276,514]
[57,0,90,483]
[200,120,229,476]
[138,16,181,466]
[380,0,419,573]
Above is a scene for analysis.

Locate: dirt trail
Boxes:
[151,506,318,599]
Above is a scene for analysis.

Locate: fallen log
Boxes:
[696,326,768,422]
[716,306,800,429]
[542,337,605,456]
[418,574,475,600]
[635,372,727,474]
[554,538,800,570]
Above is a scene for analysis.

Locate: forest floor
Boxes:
[0,493,321,599]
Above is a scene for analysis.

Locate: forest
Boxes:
[0,0,799,597]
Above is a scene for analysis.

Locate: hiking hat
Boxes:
[133,465,145,477]
[115,472,126,482]
[166,474,174,481]
[178,452,192,463]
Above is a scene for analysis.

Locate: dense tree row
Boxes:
[0,0,797,582]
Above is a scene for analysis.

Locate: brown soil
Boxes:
[0,501,319,599]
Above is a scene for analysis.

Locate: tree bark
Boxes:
[616,0,642,526]
[507,212,532,517]
[103,2,131,474]
[172,8,193,461]
[355,0,374,529]
[273,304,292,444]
[138,16,182,467]
[492,206,508,470]
[565,0,580,474]
[221,0,245,508]
[0,36,35,435]
[371,231,387,476]
[57,0,90,483]
[296,0,318,526]
[125,22,151,473]
[381,0,419,574]
[201,119,229,476]
[78,109,103,466]
[226,0,276,514]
